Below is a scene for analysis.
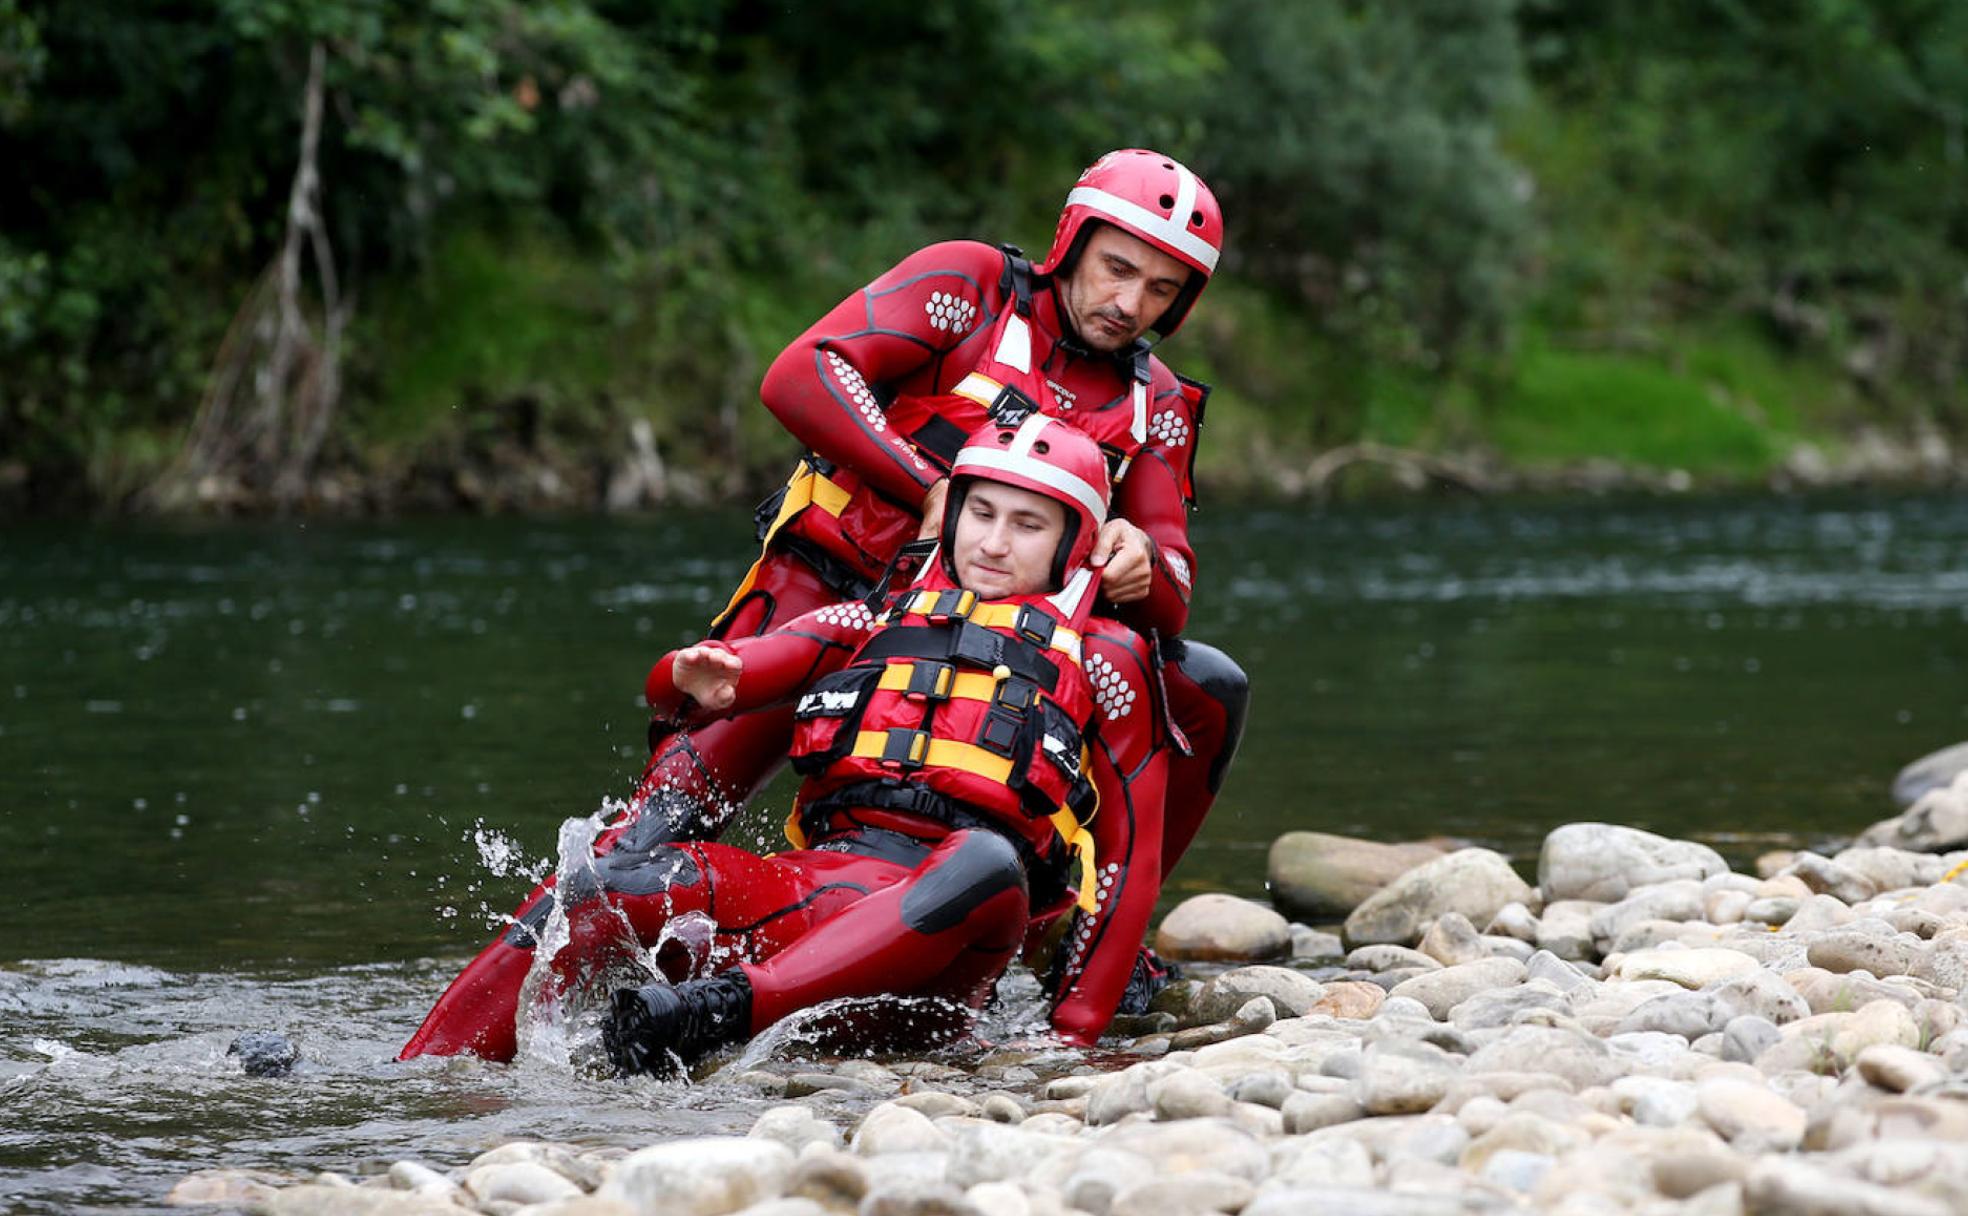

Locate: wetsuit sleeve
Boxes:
[759,239,1007,506]
[1109,362,1200,636]
[645,604,879,723]
[1048,628,1168,1046]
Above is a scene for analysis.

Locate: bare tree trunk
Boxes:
[148,42,347,513]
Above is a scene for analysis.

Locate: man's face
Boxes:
[1057,224,1192,353]
[951,481,1067,599]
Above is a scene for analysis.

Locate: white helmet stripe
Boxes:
[952,417,1109,527]
[1065,185,1220,273]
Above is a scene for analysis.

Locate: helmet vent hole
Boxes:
[1033,440,1050,455]
[1158,194,1175,210]
[1191,211,1205,227]
[1161,161,1174,170]
[996,430,1015,445]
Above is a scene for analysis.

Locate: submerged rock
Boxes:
[227,1031,300,1078]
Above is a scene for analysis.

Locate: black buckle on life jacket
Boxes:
[989,384,1040,428]
[993,675,1037,714]
[905,660,954,701]
[880,728,930,769]
[978,710,1023,758]
[921,588,976,622]
[1012,604,1057,649]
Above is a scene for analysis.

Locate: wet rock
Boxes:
[750,1105,845,1154]
[1192,965,1325,1020]
[1857,770,1968,854]
[1417,911,1487,966]
[167,1169,284,1208]
[598,1137,793,1216]
[1153,894,1291,963]
[1342,848,1535,948]
[1228,1069,1295,1109]
[1267,831,1448,920]
[854,1105,954,1156]
[1891,741,1968,808]
[1388,957,1526,1020]
[1539,823,1727,903]
[227,1031,300,1078]
[1613,947,1761,989]
[260,1186,462,1214]
[465,1161,583,1207]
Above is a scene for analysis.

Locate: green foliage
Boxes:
[2,0,1965,508]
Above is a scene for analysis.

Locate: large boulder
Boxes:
[1266,832,1447,921]
[1891,740,1968,808]
[1538,823,1727,903]
[1855,769,1968,853]
[1154,894,1292,962]
[1341,848,1535,948]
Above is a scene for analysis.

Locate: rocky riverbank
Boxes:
[172,750,1968,1216]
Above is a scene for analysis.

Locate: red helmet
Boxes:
[941,415,1111,590]
[1037,149,1224,336]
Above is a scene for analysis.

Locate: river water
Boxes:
[3,493,1964,1211]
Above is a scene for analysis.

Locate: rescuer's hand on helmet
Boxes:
[916,478,950,541]
[672,644,743,711]
[1090,519,1154,603]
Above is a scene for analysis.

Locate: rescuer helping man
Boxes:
[400,150,1248,1063]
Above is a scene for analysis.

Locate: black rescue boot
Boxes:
[603,970,754,1076]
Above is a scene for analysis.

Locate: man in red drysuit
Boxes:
[407,420,1166,1068]
[636,147,1247,891]
[398,150,1247,1061]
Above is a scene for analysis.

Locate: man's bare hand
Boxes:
[672,645,742,711]
[916,478,950,540]
[1090,519,1154,603]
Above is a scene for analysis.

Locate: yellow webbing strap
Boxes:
[876,663,1023,704]
[1941,856,1968,885]
[849,731,1016,783]
[713,460,854,630]
[953,372,1003,409]
[783,803,810,851]
[1053,809,1098,913]
[898,593,1084,661]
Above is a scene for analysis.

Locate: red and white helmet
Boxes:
[942,415,1111,589]
[1037,149,1224,336]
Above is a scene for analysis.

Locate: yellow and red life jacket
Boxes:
[786,561,1105,910]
